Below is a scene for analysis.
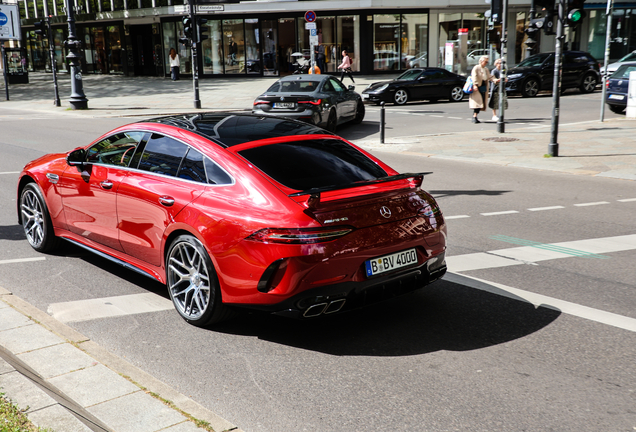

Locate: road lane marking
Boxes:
[445,215,470,220]
[445,272,636,333]
[446,234,636,272]
[618,198,636,202]
[490,235,609,259]
[0,257,46,265]
[48,293,174,323]
[527,206,565,211]
[430,115,445,118]
[0,172,20,175]
[448,117,463,119]
[480,210,519,216]
[574,201,610,207]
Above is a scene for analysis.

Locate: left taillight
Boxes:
[247,227,352,244]
[254,100,270,106]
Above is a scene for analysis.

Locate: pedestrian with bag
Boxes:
[169,48,180,81]
[469,56,499,123]
[489,58,508,121]
[337,50,355,84]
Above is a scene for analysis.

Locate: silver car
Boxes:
[601,50,636,76]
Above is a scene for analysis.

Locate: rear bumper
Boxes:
[606,93,627,107]
[232,251,447,318]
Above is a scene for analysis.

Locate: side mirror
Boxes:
[348,85,355,91]
[66,148,86,167]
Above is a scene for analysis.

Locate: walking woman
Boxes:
[489,58,508,121]
[469,56,499,123]
[337,50,355,84]
[169,48,180,81]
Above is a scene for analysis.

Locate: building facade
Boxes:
[9,0,636,79]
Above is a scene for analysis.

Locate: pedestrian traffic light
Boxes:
[34,20,47,38]
[197,18,208,43]
[183,17,193,39]
[566,0,586,26]
[489,0,502,24]
[542,7,555,35]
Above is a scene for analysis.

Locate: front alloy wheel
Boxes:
[166,235,229,326]
[394,89,409,105]
[580,74,597,93]
[521,78,539,97]
[20,183,59,253]
[450,86,464,102]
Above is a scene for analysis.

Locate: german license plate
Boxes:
[274,102,295,108]
[361,93,369,100]
[365,248,417,277]
[609,94,624,100]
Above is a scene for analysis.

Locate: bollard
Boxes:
[380,101,385,144]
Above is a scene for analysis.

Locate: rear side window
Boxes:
[238,139,387,191]
[178,148,207,182]
[268,80,320,93]
[138,134,188,177]
[614,65,636,79]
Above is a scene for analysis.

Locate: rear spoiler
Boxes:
[289,172,432,209]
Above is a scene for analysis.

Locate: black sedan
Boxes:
[361,68,467,105]
[252,74,364,132]
[605,62,636,114]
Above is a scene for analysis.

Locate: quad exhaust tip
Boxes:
[303,299,346,318]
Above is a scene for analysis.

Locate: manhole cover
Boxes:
[482,137,520,142]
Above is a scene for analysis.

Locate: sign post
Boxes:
[0,3,21,101]
[305,11,316,73]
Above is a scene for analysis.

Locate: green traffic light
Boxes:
[568,9,582,22]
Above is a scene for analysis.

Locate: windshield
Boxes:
[267,80,321,93]
[515,53,552,68]
[612,64,636,79]
[618,52,636,62]
[397,70,423,81]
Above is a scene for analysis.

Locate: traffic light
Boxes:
[542,8,556,35]
[197,18,208,43]
[183,17,193,39]
[34,20,47,38]
[532,0,555,35]
[566,0,586,26]
[489,0,502,24]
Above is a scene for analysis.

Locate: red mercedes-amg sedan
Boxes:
[17,113,446,327]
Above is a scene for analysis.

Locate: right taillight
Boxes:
[247,227,353,244]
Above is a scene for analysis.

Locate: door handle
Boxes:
[159,196,175,207]
[100,180,113,190]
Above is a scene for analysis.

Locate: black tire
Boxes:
[449,85,464,102]
[352,100,365,124]
[20,183,60,253]
[326,109,337,132]
[609,104,625,114]
[521,78,540,97]
[166,234,232,327]
[393,88,409,105]
[579,73,598,94]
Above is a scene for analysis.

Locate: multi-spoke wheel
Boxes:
[521,78,539,97]
[393,89,409,105]
[326,109,338,132]
[166,235,230,326]
[20,183,59,253]
[352,100,365,124]
[579,73,598,94]
[449,85,464,102]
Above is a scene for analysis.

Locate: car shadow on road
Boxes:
[213,278,561,357]
[0,225,27,241]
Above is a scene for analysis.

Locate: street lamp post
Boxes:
[64,0,88,109]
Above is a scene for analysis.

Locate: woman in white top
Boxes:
[337,50,355,84]
[169,48,180,81]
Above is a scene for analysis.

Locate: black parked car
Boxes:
[252,74,364,132]
[361,68,467,105]
[605,62,636,114]
[506,51,600,97]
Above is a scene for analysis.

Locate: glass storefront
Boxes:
[438,12,492,75]
[374,14,428,72]
[163,20,191,75]
[262,19,278,76]
[587,9,636,63]
[337,16,360,72]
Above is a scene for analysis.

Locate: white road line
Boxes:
[0,257,46,265]
[574,201,610,207]
[445,272,636,333]
[0,172,20,175]
[446,234,636,272]
[448,117,463,119]
[480,210,519,216]
[618,198,636,202]
[48,293,174,323]
[429,115,445,118]
[528,206,565,211]
[445,215,470,220]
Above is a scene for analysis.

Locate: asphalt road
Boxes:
[1,102,635,431]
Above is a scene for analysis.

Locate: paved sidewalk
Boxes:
[0,71,634,432]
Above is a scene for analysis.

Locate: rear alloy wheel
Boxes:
[352,100,365,124]
[450,85,464,102]
[326,109,338,132]
[394,89,409,105]
[20,183,59,253]
[166,235,231,327]
[521,78,540,97]
[580,74,598,93]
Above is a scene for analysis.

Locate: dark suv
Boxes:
[506,51,600,97]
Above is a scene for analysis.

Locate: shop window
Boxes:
[401,14,428,69]
[245,18,259,75]
[279,18,296,75]
[223,19,244,74]
[337,16,360,72]
[262,19,278,76]
[297,16,335,73]
[201,20,223,74]
[374,15,401,71]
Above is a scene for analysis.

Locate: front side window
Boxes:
[86,132,146,167]
[238,139,387,191]
[138,134,188,177]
